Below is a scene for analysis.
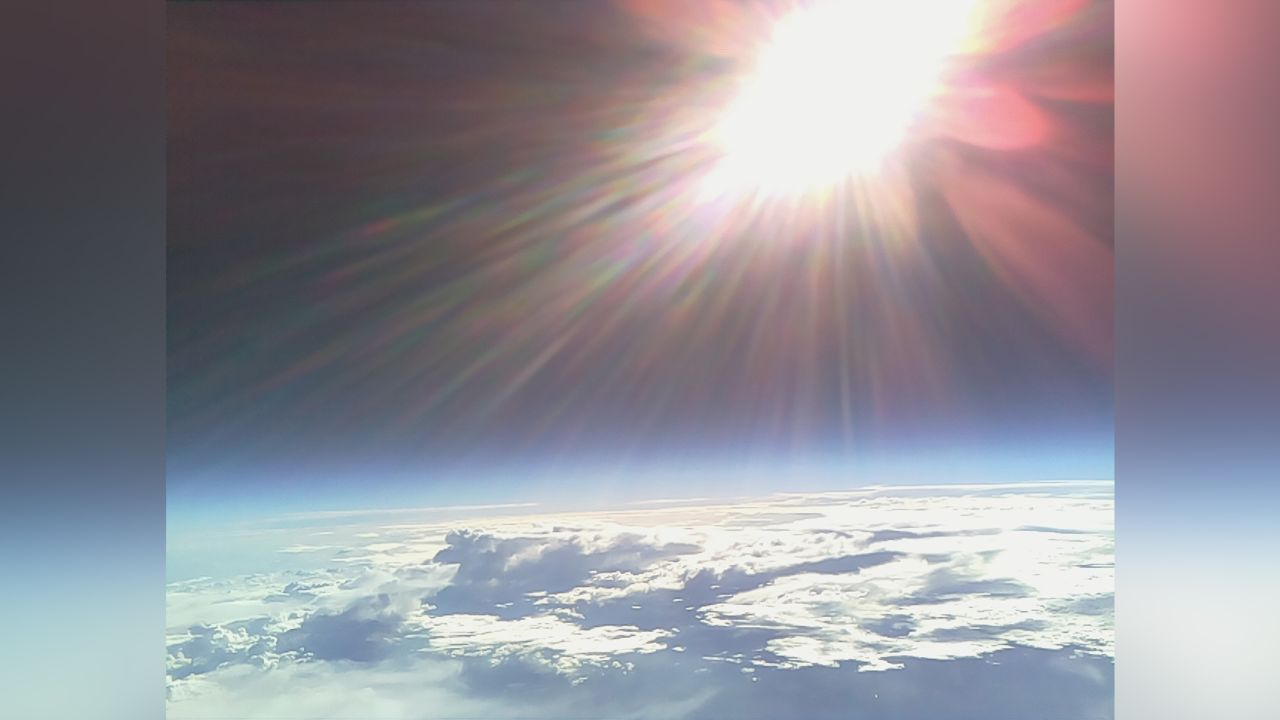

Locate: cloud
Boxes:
[165,656,505,720]
[274,503,541,523]
[426,528,701,617]
[277,544,333,554]
[168,621,284,681]
[167,484,1114,718]
[411,611,672,675]
[275,593,407,662]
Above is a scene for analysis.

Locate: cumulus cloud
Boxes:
[410,611,672,675]
[168,483,1114,718]
[275,593,408,662]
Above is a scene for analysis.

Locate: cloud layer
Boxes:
[168,483,1114,719]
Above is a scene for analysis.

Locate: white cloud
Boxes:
[166,656,506,720]
[410,611,672,674]
[275,502,541,523]
[277,544,333,554]
[168,483,1114,718]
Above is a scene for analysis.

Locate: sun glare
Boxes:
[704,0,982,197]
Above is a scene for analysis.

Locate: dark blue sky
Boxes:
[167,2,1113,515]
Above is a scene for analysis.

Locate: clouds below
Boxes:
[168,484,1114,718]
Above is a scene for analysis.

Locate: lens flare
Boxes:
[704,0,983,197]
[170,0,1112,461]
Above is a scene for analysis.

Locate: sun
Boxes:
[703,0,982,198]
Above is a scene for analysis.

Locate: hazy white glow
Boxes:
[705,0,980,196]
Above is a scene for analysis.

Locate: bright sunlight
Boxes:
[703,0,983,197]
